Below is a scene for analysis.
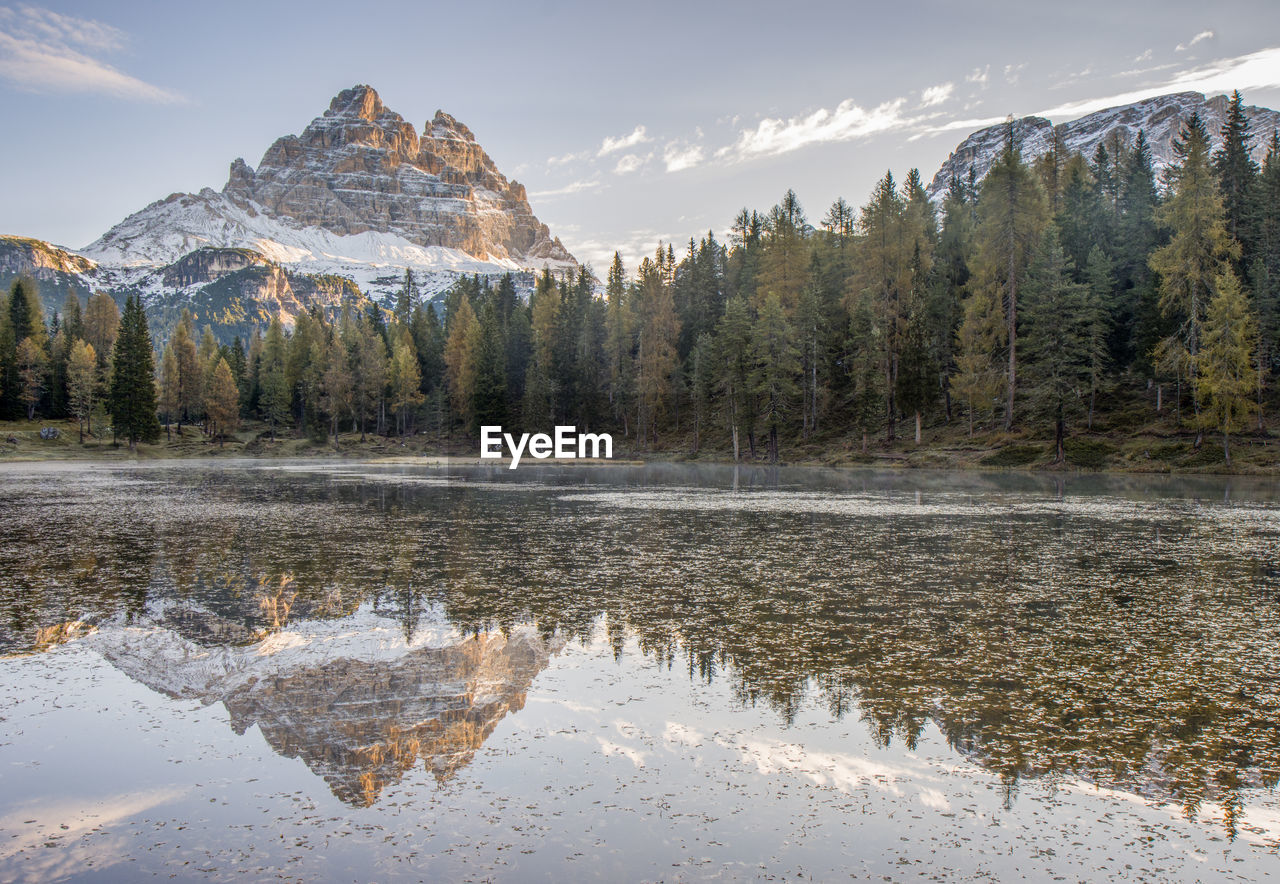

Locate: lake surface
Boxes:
[1,460,1279,882]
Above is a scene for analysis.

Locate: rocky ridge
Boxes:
[927,91,1280,200]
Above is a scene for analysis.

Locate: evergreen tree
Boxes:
[158,344,179,439]
[896,247,936,444]
[750,292,800,462]
[389,330,425,436]
[108,293,160,450]
[714,296,755,460]
[83,292,118,372]
[1149,111,1239,424]
[67,339,96,442]
[259,316,291,441]
[953,285,1006,436]
[1022,231,1091,463]
[207,357,240,447]
[444,295,478,433]
[635,255,681,446]
[971,124,1049,430]
[1196,272,1258,463]
[1082,247,1114,428]
[472,300,508,434]
[15,337,46,420]
[1213,90,1259,269]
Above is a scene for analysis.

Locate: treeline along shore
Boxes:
[4,92,1280,474]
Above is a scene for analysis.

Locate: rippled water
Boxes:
[1,460,1279,881]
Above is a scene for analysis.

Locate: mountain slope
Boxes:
[927,91,1280,199]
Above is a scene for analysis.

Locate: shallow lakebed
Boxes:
[1,460,1279,881]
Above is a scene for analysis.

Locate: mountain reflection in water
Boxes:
[1,461,1277,834]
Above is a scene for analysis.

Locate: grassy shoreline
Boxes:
[3,416,1278,476]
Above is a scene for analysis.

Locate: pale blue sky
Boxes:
[3,0,1280,270]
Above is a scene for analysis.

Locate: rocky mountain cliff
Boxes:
[85,85,576,277]
[1,85,577,340]
[927,91,1280,200]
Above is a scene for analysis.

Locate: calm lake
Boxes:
[1,460,1279,881]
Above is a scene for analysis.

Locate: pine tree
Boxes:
[67,339,96,442]
[207,357,240,447]
[320,328,354,447]
[389,331,424,436]
[971,124,1049,430]
[635,255,680,446]
[1022,231,1091,463]
[846,291,884,450]
[83,292,119,371]
[472,300,507,434]
[1213,90,1258,269]
[15,337,46,420]
[896,247,936,444]
[353,314,388,439]
[714,296,755,460]
[688,332,713,454]
[108,294,159,450]
[953,285,1005,436]
[1149,111,1239,426]
[444,295,478,433]
[1196,272,1258,463]
[750,292,799,462]
[259,316,291,441]
[172,311,201,430]
[604,252,636,435]
[1082,247,1114,428]
[158,344,179,439]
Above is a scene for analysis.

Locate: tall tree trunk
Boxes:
[732,424,740,462]
[1223,432,1231,465]
[914,410,922,444]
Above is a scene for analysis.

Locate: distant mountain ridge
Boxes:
[927,91,1280,200]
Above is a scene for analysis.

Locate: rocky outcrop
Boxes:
[85,85,577,276]
[927,91,1280,199]
[0,236,96,314]
[160,247,269,288]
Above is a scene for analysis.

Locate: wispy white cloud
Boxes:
[1176,30,1214,53]
[613,152,649,175]
[966,65,990,86]
[529,177,604,199]
[1133,48,1153,64]
[909,114,1009,140]
[663,141,704,172]
[1004,62,1026,85]
[919,82,954,107]
[0,5,181,102]
[546,149,589,167]
[1035,45,1280,121]
[716,98,908,162]
[598,124,651,157]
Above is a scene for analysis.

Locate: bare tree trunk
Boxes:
[914,411,922,444]
[732,424,740,462]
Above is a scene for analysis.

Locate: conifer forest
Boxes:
[4,92,1280,469]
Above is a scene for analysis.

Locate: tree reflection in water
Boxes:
[1,462,1277,833]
